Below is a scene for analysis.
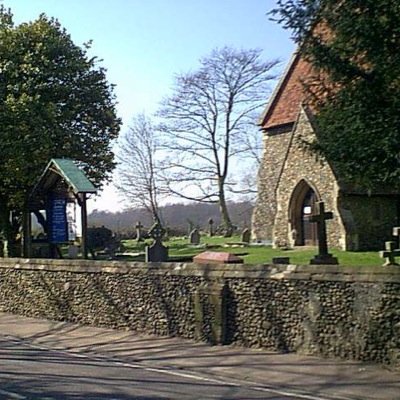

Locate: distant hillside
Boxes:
[88,201,254,236]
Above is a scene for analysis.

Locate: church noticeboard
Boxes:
[48,197,68,243]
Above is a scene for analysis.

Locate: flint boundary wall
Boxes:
[0,258,399,369]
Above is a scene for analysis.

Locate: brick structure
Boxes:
[252,52,399,250]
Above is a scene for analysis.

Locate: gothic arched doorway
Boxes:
[289,180,319,246]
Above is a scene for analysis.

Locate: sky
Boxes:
[7,0,295,212]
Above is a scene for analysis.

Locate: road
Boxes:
[0,335,316,400]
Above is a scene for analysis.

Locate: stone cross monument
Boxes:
[145,221,168,262]
[309,201,338,265]
[208,218,214,237]
[380,241,400,266]
[393,227,400,249]
[135,221,144,242]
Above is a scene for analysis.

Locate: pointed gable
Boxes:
[259,52,313,130]
[30,158,97,201]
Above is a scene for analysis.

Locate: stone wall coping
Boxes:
[0,258,399,283]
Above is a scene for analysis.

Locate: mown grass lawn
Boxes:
[122,235,382,266]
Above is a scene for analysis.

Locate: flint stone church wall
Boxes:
[252,127,292,242]
[1,258,400,370]
[273,109,346,249]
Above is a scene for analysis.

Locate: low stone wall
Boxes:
[0,258,399,369]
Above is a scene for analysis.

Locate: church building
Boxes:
[252,51,399,251]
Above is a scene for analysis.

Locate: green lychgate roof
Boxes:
[32,158,97,196]
[51,158,97,193]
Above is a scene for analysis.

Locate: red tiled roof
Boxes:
[260,53,313,130]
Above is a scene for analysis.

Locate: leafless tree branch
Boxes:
[115,113,164,223]
[157,47,279,232]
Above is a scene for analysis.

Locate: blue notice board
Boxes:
[48,197,68,243]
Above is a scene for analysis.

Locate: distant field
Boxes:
[122,235,382,266]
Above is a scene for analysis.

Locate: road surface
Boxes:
[0,335,320,400]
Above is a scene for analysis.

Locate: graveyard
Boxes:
[120,234,383,266]
[87,206,392,267]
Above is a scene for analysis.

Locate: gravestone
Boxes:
[87,225,113,259]
[0,236,8,258]
[272,257,290,265]
[393,227,400,248]
[309,201,338,265]
[187,220,194,236]
[208,218,214,237]
[104,236,120,259]
[68,245,79,258]
[193,251,243,264]
[145,222,168,262]
[135,221,144,242]
[380,241,400,266]
[189,228,200,245]
[241,228,250,244]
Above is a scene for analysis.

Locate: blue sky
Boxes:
[7,0,295,211]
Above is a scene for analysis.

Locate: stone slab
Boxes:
[193,251,244,264]
[310,254,339,265]
[272,257,290,265]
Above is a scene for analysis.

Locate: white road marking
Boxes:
[0,388,27,399]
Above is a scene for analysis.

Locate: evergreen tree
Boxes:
[0,7,121,253]
[272,0,400,189]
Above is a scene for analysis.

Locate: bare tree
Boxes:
[158,47,278,234]
[115,113,163,223]
[225,122,263,200]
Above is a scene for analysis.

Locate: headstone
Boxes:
[208,218,214,237]
[145,222,168,262]
[224,225,234,238]
[241,228,250,244]
[193,251,243,264]
[380,241,400,266]
[32,242,50,258]
[189,228,200,245]
[68,245,79,258]
[104,236,119,259]
[272,257,290,265]
[393,227,400,248]
[0,237,8,258]
[187,220,194,236]
[309,201,339,265]
[135,221,144,242]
